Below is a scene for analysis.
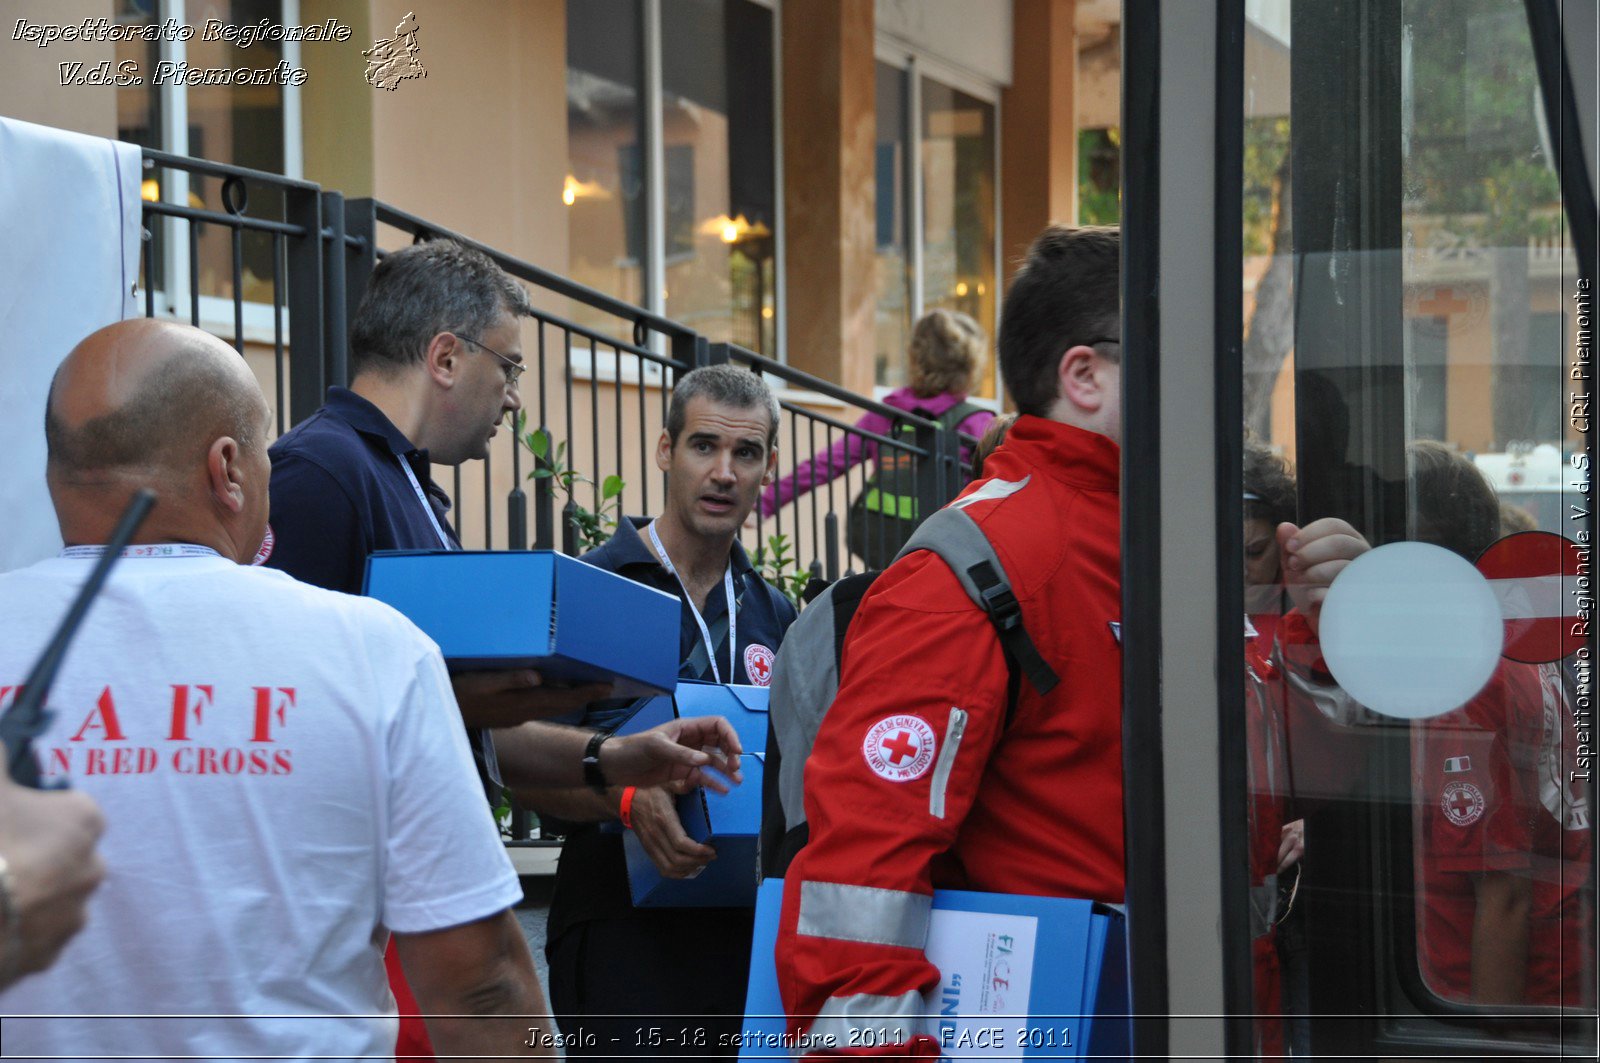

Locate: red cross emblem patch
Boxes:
[743,643,775,687]
[251,523,275,566]
[862,714,937,782]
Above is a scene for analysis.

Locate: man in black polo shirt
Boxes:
[518,364,797,1057]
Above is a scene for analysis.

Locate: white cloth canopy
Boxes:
[0,116,143,572]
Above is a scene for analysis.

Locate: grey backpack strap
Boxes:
[768,581,843,832]
[895,508,1061,699]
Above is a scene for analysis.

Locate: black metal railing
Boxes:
[137,149,982,843]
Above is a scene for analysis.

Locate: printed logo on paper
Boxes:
[1443,755,1472,774]
[1441,781,1486,827]
[863,714,937,783]
[743,643,775,687]
[251,523,275,566]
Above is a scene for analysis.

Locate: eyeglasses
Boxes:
[1081,336,1121,348]
[456,334,525,386]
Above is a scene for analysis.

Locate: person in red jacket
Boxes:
[774,225,1126,1055]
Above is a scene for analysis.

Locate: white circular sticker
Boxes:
[862,715,937,782]
[1320,542,1503,720]
[743,643,775,687]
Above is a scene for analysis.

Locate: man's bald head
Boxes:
[46,319,263,482]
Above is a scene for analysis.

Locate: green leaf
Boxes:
[601,474,624,500]
[527,428,550,459]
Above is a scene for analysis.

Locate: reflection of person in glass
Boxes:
[1407,441,1593,1006]
[1241,437,1308,1055]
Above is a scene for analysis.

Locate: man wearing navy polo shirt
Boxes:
[265,239,608,1059]
[266,240,608,728]
[517,364,798,1057]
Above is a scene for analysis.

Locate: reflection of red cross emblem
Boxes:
[1417,286,1471,316]
[1441,781,1484,826]
[881,731,919,765]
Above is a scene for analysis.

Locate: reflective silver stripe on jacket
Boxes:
[796,881,932,949]
[928,707,967,819]
[798,990,926,1057]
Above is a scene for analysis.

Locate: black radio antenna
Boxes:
[1,489,157,786]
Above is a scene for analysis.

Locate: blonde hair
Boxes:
[908,309,985,397]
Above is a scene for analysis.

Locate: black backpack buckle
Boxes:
[969,561,1022,631]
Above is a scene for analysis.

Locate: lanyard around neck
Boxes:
[648,519,736,684]
[60,544,221,560]
[397,455,455,551]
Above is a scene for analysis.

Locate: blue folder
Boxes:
[739,878,1129,1061]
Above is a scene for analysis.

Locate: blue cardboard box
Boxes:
[621,752,765,907]
[614,680,770,751]
[738,879,1129,1061]
[362,550,680,697]
[610,682,769,906]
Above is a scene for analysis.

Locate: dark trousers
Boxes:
[546,908,756,1060]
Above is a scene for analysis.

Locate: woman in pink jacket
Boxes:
[759,309,995,568]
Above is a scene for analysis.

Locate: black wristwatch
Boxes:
[582,731,611,791]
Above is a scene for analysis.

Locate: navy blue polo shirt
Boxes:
[264,387,459,594]
[545,516,797,939]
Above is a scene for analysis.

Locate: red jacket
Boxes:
[775,416,1125,1055]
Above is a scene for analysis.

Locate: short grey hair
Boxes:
[666,364,780,449]
[349,239,530,377]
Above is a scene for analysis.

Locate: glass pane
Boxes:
[1400,0,1590,1013]
[185,0,285,305]
[1239,0,1594,1053]
[117,0,163,293]
[566,0,645,343]
[875,61,912,389]
[661,0,776,355]
[919,78,996,398]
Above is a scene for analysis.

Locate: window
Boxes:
[124,0,300,326]
[873,55,1001,398]
[1237,1,1593,1053]
[565,0,776,356]
[874,61,912,388]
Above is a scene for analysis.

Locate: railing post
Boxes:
[320,191,349,390]
[672,332,712,383]
[284,186,324,427]
[562,499,580,556]
[914,420,963,522]
[703,340,733,366]
[533,444,555,550]
[824,512,840,583]
[343,198,378,328]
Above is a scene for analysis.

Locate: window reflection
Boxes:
[566,0,645,343]
[875,61,911,388]
[661,0,775,355]
[1241,0,1594,1048]
[185,0,285,306]
[1403,443,1590,1005]
[920,78,995,398]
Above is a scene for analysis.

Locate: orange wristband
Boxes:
[619,786,637,829]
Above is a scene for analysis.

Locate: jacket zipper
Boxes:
[929,707,967,819]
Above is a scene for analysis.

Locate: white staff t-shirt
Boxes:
[0,553,521,1057]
